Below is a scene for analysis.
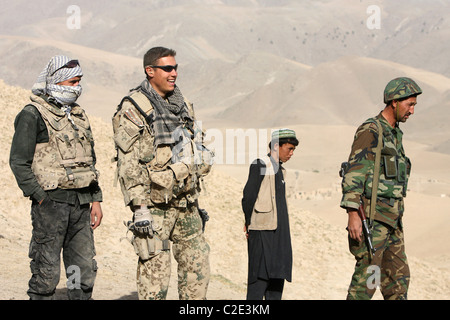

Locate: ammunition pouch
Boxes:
[149,169,175,204]
[30,98,99,191]
[148,162,197,204]
[131,234,170,260]
[196,147,214,177]
[170,162,192,196]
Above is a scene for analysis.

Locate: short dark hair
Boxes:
[269,137,299,150]
[387,93,419,107]
[143,47,176,68]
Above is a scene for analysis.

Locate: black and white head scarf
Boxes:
[31,55,83,106]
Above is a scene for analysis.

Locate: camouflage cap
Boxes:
[383,77,422,104]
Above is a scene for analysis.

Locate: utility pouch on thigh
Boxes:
[131,235,170,260]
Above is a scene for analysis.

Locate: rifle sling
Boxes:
[369,119,383,226]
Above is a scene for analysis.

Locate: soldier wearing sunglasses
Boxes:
[113,47,213,300]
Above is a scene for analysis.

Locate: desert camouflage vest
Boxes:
[113,90,212,205]
[364,117,411,202]
[30,96,99,190]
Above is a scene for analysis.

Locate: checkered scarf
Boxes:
[31,55,83,106]
[139,79,193,147]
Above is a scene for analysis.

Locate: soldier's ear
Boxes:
[390,100,398,109]
[145,66,154,79]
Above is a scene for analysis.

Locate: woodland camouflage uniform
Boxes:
[340,77,422,300]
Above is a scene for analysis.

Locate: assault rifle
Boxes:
[358,201,376,258]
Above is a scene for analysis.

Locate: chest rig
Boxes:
[30,95,99,190]
[364,117,411,202]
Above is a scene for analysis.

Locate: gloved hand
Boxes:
[133,206,154,235]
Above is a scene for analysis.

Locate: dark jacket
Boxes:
[9,95,102,205]
[242,156,292,283]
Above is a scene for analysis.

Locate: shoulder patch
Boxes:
[124,109,144,127]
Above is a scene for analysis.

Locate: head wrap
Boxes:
[31,55,83,106]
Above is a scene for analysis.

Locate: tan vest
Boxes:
[30,95,99,190]
[248,156,286,231]
[113,90,213,206]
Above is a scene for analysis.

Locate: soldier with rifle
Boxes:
[340,77,422,300]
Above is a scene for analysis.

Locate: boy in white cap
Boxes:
[242,128,298,300]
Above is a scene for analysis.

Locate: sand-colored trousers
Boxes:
[136,205,210,300]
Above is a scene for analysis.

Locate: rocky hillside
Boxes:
[1,80,448,300]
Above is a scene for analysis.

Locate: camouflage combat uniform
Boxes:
[340,77,421,300]
[341,113,409,299]
[113,86,212,300]
[10,94,102,300]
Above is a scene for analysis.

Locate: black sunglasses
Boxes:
[149,64,178,72]
[50,60,79,76]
